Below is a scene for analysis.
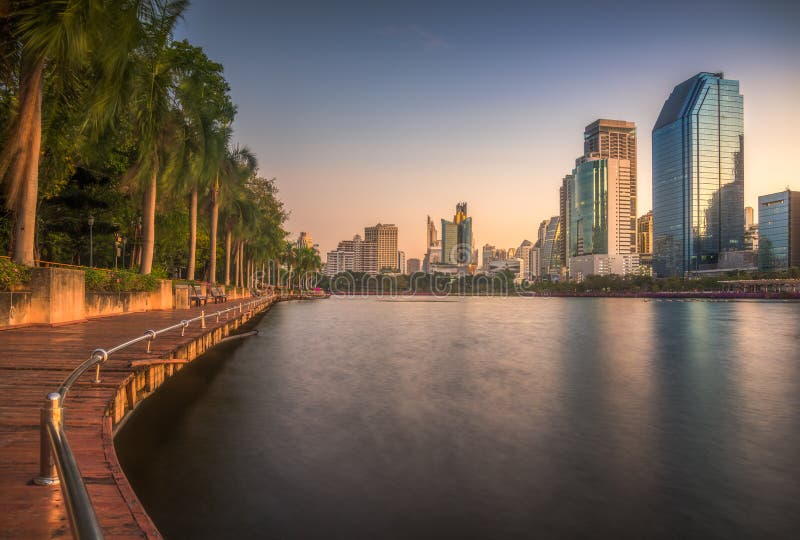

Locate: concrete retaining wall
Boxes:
[29,268,85,324]
[0,291,32,326]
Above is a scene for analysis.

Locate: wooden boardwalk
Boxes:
[0,299,276,539]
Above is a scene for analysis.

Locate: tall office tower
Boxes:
[296,231,314,250]
[559,174,572,268]
[441,202,473,265]
[540,216,561,277]
[426,215,439,248]
[569,158,635,257]
[364,223,399,272]
[652,72,744,276]
[397,251,406,274]
[637,211,654,255]
[758,190,800,270]
[482,244,496,271]
[745,206,754,229]
[407,258,421,274]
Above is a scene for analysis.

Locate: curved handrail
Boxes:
[34,293,276,539]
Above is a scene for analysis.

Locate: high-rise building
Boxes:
[397,251,406,274]
[637,211,654,255]
[426,216,438,248]
[540,216,561,278]
[440,202,473,265]
[758,190,800,270]
[559,175,572,268]
[481,244,496,271]
[652,72,744,276]
[296,231,314,250]
[407,258,421,274]
[324,234,378,276]
[364,223,399,272]
[745,206,754,229]
[569,157,635,257]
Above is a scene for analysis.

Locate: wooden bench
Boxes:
[189,285,208,306]
[210,286,228,303]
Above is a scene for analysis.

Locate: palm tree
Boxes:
[168,40,233,280]
[122,0,187,274]
[0,0,139,265]
[214,145,256,284]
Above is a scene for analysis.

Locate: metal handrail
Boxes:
[33,293,277,539]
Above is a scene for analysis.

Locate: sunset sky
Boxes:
[176,0,800,260]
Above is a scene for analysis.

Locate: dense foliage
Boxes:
[84,267,159,293]
[0,256,30,290]
[0,1,299,286]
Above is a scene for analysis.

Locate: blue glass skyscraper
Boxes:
[652,72,744,276]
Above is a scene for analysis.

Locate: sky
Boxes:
[175,0,800,261]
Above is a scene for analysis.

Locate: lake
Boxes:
[116,297,800,539]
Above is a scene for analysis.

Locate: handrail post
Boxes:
[34,393,62,486]
[201,310,206,329]
[146,330,156,353]
[181,320,188,336]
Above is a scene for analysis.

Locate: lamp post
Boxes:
[88,215,95,268]
[115,235,121,270]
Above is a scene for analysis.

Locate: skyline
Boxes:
[175,0,800,259]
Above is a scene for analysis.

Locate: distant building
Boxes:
[364,223,399,272]
[407,258,421,274]
[440,202,473,265]
[637,211,653,254]
[569,158,636,257]
[426,216,438,248]
[397,251,406,274]
[529,246,542,279]
[324,234,378,276]
[570,254,641,281]
[583,119,638,249]
[296,231,314,250]
[541,216,561,279]
[559,175,572,268]
[758,190,800,270]
[745,206,754,229]
[516,240,533,279]
[652,72,744,276]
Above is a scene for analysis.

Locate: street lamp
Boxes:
[88,215,95,268]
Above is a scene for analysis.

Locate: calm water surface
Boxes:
[116,297,800,539]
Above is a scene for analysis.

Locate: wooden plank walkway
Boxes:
[0,298,275,539]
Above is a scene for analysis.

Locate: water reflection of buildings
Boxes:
[652,72,744,277]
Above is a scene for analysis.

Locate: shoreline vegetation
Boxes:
[319,269,800,300]
[1,2,317,291]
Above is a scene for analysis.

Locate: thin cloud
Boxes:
[377,25,451,50]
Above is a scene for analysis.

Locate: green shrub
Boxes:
[0,258,31,291]
[84,268,160,292]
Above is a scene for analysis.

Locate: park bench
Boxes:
[189,285,208,306]
[210,287,228,303]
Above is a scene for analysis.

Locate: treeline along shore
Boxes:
[321,270,800,299]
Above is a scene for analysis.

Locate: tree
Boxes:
[0,0,138,265]
[168,40,233,280]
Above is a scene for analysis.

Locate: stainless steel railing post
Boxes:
[34,393,62,486]
[201,310,206,329]
[145,330,156,353]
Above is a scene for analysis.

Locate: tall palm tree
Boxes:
[0,0,138,265]
[122,0,187,274]
[168,40,233,280]
[213,145,256,284]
